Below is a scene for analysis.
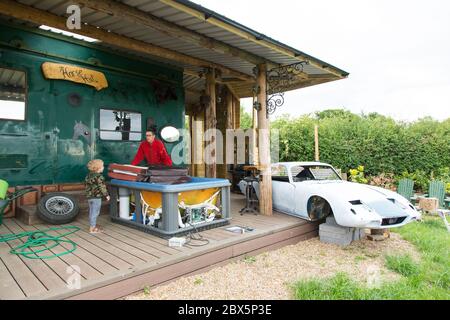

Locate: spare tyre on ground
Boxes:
[37,193,80,224]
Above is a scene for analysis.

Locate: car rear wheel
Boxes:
[307,196,332,220]
[37,193,80,224]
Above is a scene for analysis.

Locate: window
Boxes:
[291,165,341,182]
[272,165,288,177]
[100,108,142,141]
[0,67,26,121]
[271,165,289,182]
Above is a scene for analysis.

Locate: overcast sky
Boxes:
[194,0,450,121]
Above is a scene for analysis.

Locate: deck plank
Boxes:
[13,219,86,285]
[68,221,154,266]
[0,223,47,297]
[92,218,187,255]
[200,228,235,241]
[96,215,192,252]
[36,222,122,275]
[2,219,68,291]
[0,224,27,299]
[0,254,25,299]
[0,194,318,300]
[75,219,173,259]
[19,223,103,280]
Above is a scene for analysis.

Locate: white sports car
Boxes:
[239,162,421,229]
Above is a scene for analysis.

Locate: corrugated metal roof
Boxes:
[5,0,349,98]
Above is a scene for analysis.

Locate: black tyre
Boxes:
[37,193,80,224]
[307,196,332,221]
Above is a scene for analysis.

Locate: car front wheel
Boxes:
[307,196,332,221]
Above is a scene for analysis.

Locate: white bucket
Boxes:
[118,188,130,219]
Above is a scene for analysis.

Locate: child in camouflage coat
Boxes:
[85,159,110,234]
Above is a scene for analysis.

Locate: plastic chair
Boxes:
[437,209,450,232]
[428,181,446,208]
[397,179,414,202]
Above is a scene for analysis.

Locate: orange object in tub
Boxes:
[141,188,220,215]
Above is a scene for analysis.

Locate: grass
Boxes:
[384,254,419,277]
[292,217,450,300]
[143,286,151,296]
[243,256,257,264]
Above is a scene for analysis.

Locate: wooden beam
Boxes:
[160,0,347,78]
[234,97,241,129]
[256,64,273,216]
[205,68,217,178]
[193,111,205,177]
[188,115,194,176]
[308,74,340,80]
[77,0,264,66]
[185,88,203,96]
[184,69,247,92]
[232,76,343,99]
[252,96,259,165]
[226,90,234,131]
[314,124,320,161]
[0,0,253,81]
[224,88,234,176]
[225,84,240,101]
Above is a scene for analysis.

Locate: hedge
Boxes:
[242,108,450,189]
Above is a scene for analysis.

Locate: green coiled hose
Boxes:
[0,226,80,259]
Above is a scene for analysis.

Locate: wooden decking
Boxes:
[0,194,319,300]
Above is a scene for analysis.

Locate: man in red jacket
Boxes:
[131,128,172,167]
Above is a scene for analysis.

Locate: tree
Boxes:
[240,106,252,130]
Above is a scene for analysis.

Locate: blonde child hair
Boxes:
[87,159,104,173]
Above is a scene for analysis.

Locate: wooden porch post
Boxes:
[234,97,240,129]
[256,64,273,216]
[225,89,234,181]
[226,90,234,133]
[252,95,259,165]
[314,124,320,161]
[205,68,217,178]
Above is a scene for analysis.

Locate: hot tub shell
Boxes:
[109,177,231,238]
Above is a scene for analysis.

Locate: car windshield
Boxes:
[291,165,341,182]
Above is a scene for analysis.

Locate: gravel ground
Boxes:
[126,232,419,300]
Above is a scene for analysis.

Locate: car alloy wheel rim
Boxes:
[45,196,74,215]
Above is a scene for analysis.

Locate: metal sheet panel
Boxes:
[11,0,348,95]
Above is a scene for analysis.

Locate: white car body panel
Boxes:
[239,162,421,229]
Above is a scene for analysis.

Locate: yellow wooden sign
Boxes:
[41,62,108,91]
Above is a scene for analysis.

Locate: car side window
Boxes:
[291,166,314,182]
[271,165,289,182]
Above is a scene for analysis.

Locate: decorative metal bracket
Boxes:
[266,61,309,115]
[253,101,261,111]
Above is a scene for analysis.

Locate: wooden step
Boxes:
[14,200,109,226]
[15,205,41,226]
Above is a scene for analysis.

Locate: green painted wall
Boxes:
[0,23,186,187]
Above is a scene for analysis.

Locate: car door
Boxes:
[290,165,312,219]
[271,164,296,214]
